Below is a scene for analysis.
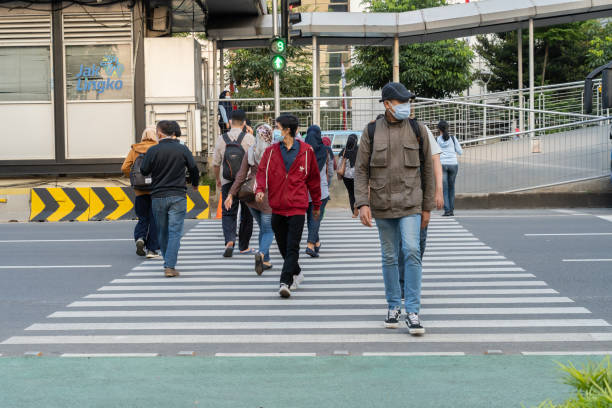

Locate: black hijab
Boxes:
[341,134,358,168]
[305,125,327,171]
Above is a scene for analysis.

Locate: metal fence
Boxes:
[205,94,611,193]
[457,118,612,193]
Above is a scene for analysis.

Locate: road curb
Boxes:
[456,192,612,209]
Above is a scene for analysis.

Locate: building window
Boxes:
[0,46,51,102]
[65,44,132,101]
[328,4,348,12]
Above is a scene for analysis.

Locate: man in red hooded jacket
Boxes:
[255,114,322,298]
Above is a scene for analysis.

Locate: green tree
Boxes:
[347,0,474,98]
[475,20,612,92]
[226,46,312,98]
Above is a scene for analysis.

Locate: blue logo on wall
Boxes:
[76,55,125,94]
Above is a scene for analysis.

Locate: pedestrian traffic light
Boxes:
[281,0,301,43]
[270,36,287,72]
[270,36,286,54]
[271,54,287,72]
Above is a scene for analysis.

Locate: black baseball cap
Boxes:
[380,82,415,102]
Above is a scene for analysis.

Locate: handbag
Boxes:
[237,177,256,202]
[337,157,347,179]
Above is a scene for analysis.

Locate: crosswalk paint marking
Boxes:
[215,353,317,357]
[362,352,466,356]
[67,297,574,308]
[521,351,612,356]
[84,289,558,298]
[47,307,591,319]
[29,319,606,332]
[5,332,612,345]
[126,271,534,278]
[60,353,159,357]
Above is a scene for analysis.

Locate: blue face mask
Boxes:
[273,129,283,142]
[390,102,411,120]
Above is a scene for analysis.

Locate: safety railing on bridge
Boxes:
[205,95,611,193]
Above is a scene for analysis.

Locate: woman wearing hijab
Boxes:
[304,125,334,258]
[121,127,160,258]
[225,124,275,274]
[322,136,337,171]
[338,133,359,218]
[436,120,463,217]
[218,90,232,134]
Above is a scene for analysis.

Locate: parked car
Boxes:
[321,130,362,155]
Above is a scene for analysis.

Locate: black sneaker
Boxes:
[406,313,425,335]
[255,252,264,276]
[135,238,146,256]
[384,308,401,329]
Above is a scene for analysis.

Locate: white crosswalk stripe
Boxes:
[3,215,611,355]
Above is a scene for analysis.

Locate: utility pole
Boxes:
[272,0,280,118]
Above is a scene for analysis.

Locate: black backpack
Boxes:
[222,132,246,182]
[368,117,425,190]
[130,153,153,191]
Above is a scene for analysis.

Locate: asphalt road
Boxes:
[0,209,611,357]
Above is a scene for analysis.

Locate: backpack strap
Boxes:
[236,131,246,146]
[222,133,231,145]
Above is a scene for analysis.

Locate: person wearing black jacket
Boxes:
[141,120,200,277]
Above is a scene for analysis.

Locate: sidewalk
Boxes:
[0,355,602,408]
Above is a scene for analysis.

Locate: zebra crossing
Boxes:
[2,215,612,356]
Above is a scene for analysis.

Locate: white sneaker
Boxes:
[146,250,161,259]
[290,272,304,290]
[278,283,291,298]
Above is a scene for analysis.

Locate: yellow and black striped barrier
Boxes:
[30,186,210,222]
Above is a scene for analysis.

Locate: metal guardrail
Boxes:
[205,95,611,193]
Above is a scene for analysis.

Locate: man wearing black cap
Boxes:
[354,82,435,335]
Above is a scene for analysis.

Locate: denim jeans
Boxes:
[306,197,329,244]
[152,195,187,269]
[442,164,459,214]
[249,208,274,262]
[134,194,159,252]
[399,226,428,296]
[375,215,422,313]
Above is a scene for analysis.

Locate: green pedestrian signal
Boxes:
[270,37,286,54]
[271,55,286,72]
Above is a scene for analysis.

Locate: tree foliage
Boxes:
[475,20,612,92]
[347,0,474,98]
[226,46,312,98]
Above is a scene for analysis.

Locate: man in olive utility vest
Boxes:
[354,82,435,335]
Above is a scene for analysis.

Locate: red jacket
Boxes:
[255,140,322,217]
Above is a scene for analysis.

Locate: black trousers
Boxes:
[343,177,356,213]
[221,183,253,251]
[272,214,305,286]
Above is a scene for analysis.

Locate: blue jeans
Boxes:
[152,195,187,269]
[399,226,428,296]
[134,195,160,252]
[306,197,329,244]
[375,215,422,313]
[249,207,274,262]
[442,164,459,214]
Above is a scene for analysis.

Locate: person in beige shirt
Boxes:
[212,109,256,257]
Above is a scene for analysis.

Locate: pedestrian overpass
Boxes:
[204,0,612,47]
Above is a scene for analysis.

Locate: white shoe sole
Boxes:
[384,322,400,329]
[408,327,426,335]
[279,287,291,298]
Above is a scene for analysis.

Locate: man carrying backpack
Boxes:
[213,109,256,257]
[140,120,200,278]
[354,82,435,336]
[121,127,160,259]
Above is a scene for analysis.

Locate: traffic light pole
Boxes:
[272,0,281,118]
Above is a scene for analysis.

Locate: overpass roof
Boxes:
[205,0,612,48]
